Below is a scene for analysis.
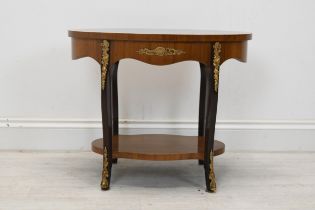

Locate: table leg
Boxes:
[203,42,221,193]
[203,63,217,193]
[100,40,114,190]
[198,63,206,165]
[112,62,119,164]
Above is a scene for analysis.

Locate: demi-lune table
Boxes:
[68,29,252,192]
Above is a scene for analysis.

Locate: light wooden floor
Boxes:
[0,152,314,210]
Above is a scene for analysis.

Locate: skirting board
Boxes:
[1,118,315,151]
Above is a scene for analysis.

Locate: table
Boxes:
[68,29,252,192]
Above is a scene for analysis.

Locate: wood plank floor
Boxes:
[0,152,314,210]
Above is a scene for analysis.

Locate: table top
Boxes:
[68,28,252,42]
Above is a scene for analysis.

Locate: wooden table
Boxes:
[68,29,252,192]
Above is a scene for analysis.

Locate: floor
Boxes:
[0,152,314,210]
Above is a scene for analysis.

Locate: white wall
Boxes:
[1,0,315,151]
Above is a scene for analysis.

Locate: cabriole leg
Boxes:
[203,42,221,192]
[112,62,119,164]
[100,40,114,190]
[198,63,206,165]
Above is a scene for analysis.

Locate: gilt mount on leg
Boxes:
[101,146,110,190]
[101,40,110,91]
[208,150,216,192]
[213,42,221,93]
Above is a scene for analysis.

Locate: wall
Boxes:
[1,0,315,151]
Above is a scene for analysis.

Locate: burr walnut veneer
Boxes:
[68,29,252,192]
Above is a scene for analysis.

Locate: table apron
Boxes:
[71,38,248,66]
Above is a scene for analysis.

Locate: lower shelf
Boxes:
[91,134,225,161]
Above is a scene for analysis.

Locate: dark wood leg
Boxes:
[112,62,119,164]
[202,42,222,192]
[100,40,114,190]
[202,61,219,193]
[198,63,206,165]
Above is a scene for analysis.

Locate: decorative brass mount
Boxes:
[100,146,109,190]
[137,46,185,56]
[101,40,110,90]
[213,42,221,92]
[209,149,216,192]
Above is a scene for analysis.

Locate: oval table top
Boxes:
[68,28,252,42]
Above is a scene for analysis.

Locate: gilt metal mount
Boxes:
[137,46,185,56]
[213,42,221,92]
[209,149,216,192]
[101,146,109,190]
[101,40,110,90]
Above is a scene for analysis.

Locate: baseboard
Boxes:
[1,118,315,151]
